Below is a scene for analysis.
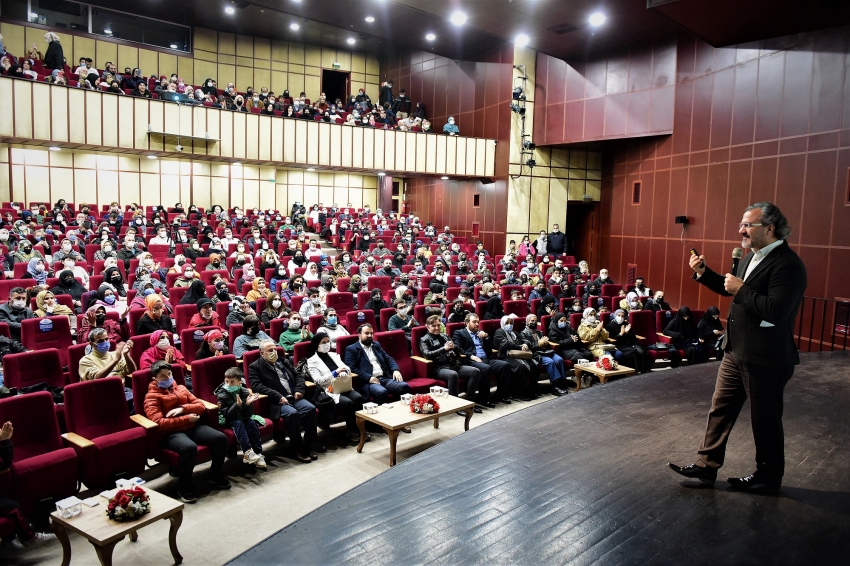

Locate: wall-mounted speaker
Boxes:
[674,215,689,225]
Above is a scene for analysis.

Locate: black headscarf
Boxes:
[698,305,723,336]
[310,332,338,371]
[103,267,126,296]
[180,278,207,305]
[665,306,698,341]
[537,295,556,318]
[51,269,86,302]
[484,295,504,320]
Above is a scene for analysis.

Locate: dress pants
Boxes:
[280,398,318,452]
[362,377,411,404]
[319,390,364,433]
[435,364,487,401]
[160,424,228,490]
[697,351,794,484]
[467,358,511,400]
[230,419,263,454]
[539,354,567,382]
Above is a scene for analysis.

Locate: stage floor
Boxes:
[231,351,850,565]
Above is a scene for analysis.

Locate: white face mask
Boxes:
[289,319,301,330]
[272,299,281,308]
[157,338,170,350]
[586,316,597,324]
[311,297,320,305]
[616,316,625,324]
[62,244,72,252]
[318,342,331,354]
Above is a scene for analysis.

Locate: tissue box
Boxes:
[400,393,413,405]
[430,386,442,396]
[363,402,379,414]
[116,477,145,489]
[56,496,83,519]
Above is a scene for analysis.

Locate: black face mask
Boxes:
[23,247,32,253]
[217,287,229,297]
[62,277,74,286]
[177,260,185,266]
[95,314,106,325]
[528,322,538,329]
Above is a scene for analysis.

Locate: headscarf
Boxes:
[180,279,207,305]
[27,257,47,284]
[208,253,223,268]
[582,307,596,322]
[537,295,556,318]
[698,306,723,332]
[35,290,73,318]
[549,312,569,334]
[145,294,163,317]
[178,263,196,282]
[140,329,185,369]
[665,306,697,341]
[500,314,517,330]
[310,332,338,371]
[52,269,86,301]
[205,329,224,344]
[304,262,319,280]
[241,263,257,283]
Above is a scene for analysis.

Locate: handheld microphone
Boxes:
[731,248,743,276]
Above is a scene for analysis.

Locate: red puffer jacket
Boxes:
[143,380,206,436]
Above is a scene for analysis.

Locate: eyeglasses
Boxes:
[739,223,764,230]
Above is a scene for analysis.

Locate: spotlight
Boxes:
[589,12,606,27]
[48,146,61,151]
[307,168,315,172]
[441,176,449,180]
[526,158,536,168]
[170,44,178,49]
[512,86,525,100]
[224,6,235,15]
[377,172,386,176]
[450,11,467,26]
[290,23,300,30]
[425,33,436,41]
[347,38,356,45]
[365,16,375,23]
[523,140,536,151]
[515,33,529,47]
[231,162,242,167]
[509,102,525,116]
[146,155,157,159]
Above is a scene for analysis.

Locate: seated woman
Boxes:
[697,306,724,359]
[232,315,271,359]
[174,264,199,288]
[482,285,505,321]
[195,329,230,361]
[77,304,127,345]
[189,298,225,330]
[143,360,229,503]
[88,284,127,317]
[136,294,174,335]
[34,290,76,332]
[22,258,51,286]
[605,309,651,374]
[179,279,208,306]
[576,307,610,359]
[139,330,188,375]
[520,313,568,395]
[246,277,271,303]
[278,311,313,353]
[206,253,225,271]
[306,333,364,444]
[51,269,87,313]
[314,309,349,352]
[260,293,287,326]
[492,314,536,401]
[663,306,708,365]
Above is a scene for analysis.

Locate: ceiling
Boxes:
[85,0,850,62]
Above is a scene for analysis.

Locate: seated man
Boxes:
[376,258,400,279]
[645,290,671,313]
[0,288,35,341]
[419,314,490,416]
[633,276,651,297]
[248,340,318,463]
[451,314,513,405]
[592,268,614,288]
[344,324,412,421]
[143,360,230,503]
[78,328,136,382]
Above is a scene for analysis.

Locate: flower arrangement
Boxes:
[106,487,150,522]
[410,394,440,414]
[596,353,618,371]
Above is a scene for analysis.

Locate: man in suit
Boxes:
[452,313,513,404]
[546,224,566,256]
[669,202,807,492]
[248,340,318,463]
[344,323,412,405]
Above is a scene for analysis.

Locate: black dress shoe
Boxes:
[727,474,780,493]
[456,410,467,417]
[473,406,483,413]
[479,401,496,409]
[499,397,512,405]
[667,462,716,484]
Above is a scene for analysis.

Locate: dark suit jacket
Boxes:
[694,240,806,366]
[248,357,305,419]
[452,327,495,360]
[343,341,400,395]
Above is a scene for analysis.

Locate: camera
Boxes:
[175,144,184,152]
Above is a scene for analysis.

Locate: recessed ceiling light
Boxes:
[104,29,112,35]
[170,44,178,49]
[146,155,157,159]
[588,12,606,27]
[48,146,60,151]
[365,16,375,23]
[347,38,356,45]
[290,23,299,30]
[307,168,315,172]
[441,176,449,180]
[515,33,529,47]
[450,11,467,26]
[425,33,436,41]
[377,172,386,176]
[224,6,235,15]
[231,162,242,167]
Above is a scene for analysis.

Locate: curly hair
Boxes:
[746,202,791,239]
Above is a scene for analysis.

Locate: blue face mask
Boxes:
[558,321,567,329]
[157,377,174,389]
[104,295,116,305]
[143,288,155,296]
[95,341,110,354]
[504,325,513,333]
[327,316,338,325]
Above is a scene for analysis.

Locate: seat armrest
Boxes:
[305,380,315,387]
[410,356,431,379]
[635,334,646,341]
[410,356,430,364]
[200,399,219,410]
[200,400,220,426]
[656,332,672,344]
[130,414,158,430]
[62,432,94,449]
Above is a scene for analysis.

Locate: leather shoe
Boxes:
[727,474,780,493]
[499,397,512,405]
[667,462,716,484]
[456,410,467,417]
[479,401,496,409]
[401,426,412,433]
[473,406,482,413]
[309,450,318,460]
[294,452,312,463]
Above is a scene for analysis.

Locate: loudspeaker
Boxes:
[674,215,689,225]
[479,177,496,185]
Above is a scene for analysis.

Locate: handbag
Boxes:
[508,350,533,360]
[599,343,617,351]
[537,349,556,358]
[330,374,352,394]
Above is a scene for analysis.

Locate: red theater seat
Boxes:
[373,330,441,394]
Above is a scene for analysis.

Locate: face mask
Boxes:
[34,264,45,273]
[397,308,408,316]
[264,350,278,363]
[185,270,194,278]
[0,234,6,241]
[93,341,111,354]
[126,242,135,249]
[586,316,597,324]
[318,343,331,354]
[558,321,567,329]
[104,295,116,305]
[104,245,113,252]
[327,315,338,325]
[143,287,155,297]
[95,313,106,325]
[157,338,170,350]
[225,384,240,393]
[311,297,320,305]
[271,299,282,308]
[157,377,174,389]
[23,247,32,253]
[212,340,224,350]
[616,316,625,324]
[62,244,72,252]
[11,299,25,309]
[504,324,513,332]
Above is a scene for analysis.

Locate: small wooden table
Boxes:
[574,363,635,386]
[50,489,184,566]
[356,395,476,466]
